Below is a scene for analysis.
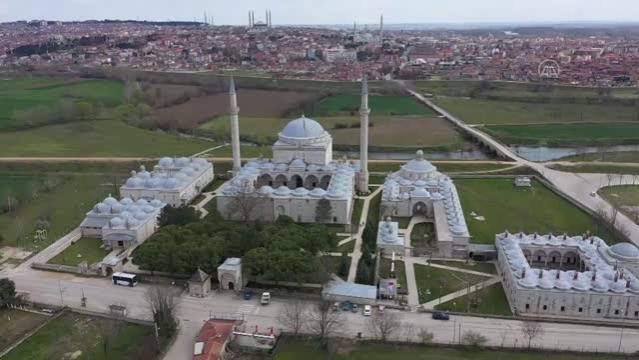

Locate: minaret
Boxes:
[229,77,241,174]
[248,11,251,27]
[357,76,370,193]
[380,14,384,41]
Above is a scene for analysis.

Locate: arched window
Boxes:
[304,175,319,190]
[257,174,273,188]
[274,174,288,188]
[290,175,304,189]
[319,175,332,190]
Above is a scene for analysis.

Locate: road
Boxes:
[407,89,639,244]
[5,265,639,357]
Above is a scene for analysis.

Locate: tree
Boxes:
[277,299,308,334]
[462,330,487,348]
[0,278,16,308]
[307,300,343,344]
[337,252,350,278]
[520,320,544,349]
[226,192,260,223]
[315,199,333,223]
[145,286,180,339]
[158,206,200,227]
[367,312,402,341]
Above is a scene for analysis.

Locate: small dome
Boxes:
[159,157,173,167]
[134,211,147,220]
[120,197,134,205]
[126,178,143,188]
[150,199,164,208]
[289,158,307,169]
[109,217,124,227]
[164,178,181,189]
[111,203,124,214]
[137,171,151,179]
[103,195,118,206]
[309,188,327,197]
[609,242,639,259]
[142,205,155,213]
[259,186,274,194]
[280,117,326,139]
[273,186,291,196]
[176,157,190,167]
[135,199,148,206]
[410,188,430,198]
[401,150,437,174]
[292,187,309,197]
[94,203,108,213]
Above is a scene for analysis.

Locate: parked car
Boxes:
[363,305,372,316]
[432,311,450,320]
[243,290,253,300]
[260,292,271,305]
[341,301,353,311]
[351,304,359,313]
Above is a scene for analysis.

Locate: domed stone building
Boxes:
[216,78,371,225]
[380,150,470,258]
[497,232,639,320]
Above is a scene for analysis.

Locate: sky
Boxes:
[1,0,638,25]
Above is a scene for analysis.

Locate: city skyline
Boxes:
[1,0,639,25]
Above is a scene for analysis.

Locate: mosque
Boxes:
[216,78,371,224]
[379,151,471,258]
[497,232,639,320]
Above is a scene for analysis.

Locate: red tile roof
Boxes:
[193,320,235,360]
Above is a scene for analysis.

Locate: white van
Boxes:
[260,292,271,305]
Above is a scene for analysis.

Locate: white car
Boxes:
[363,305,372,316]
[589,191,597,197]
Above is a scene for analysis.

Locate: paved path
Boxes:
[421,277,501,309]
[191,192,216,219]
[411,259,496,278]
[347,186,383,283]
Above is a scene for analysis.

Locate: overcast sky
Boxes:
[1,0,638,25]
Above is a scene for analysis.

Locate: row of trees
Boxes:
[356,220,378,284]
[133,210,337,280]
[11,99,101,129]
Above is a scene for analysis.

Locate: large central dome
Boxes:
[280,116,326,139]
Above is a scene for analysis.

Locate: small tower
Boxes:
[357,76,370,193]
[229,77,241,174]
[380,14,384,41]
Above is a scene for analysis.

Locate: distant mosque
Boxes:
[216,78,371,224]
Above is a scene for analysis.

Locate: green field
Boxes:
[314,95,436,116]
[485,123,639,145]
[600,185,639,223]
[414,264,488,304]
[201,115,464,151]
[0,175,111,250]
[434,98,639,125]
[549,164,639,175]
[274,337,627,360]
[0,119,214,157]
[48,237,110,266]
[415,80,639,100]
[429,260,496,275]
[558,151,639,163]
[0,175,46,205]
[0,78,124,129]
[2,311,159,360]
[0,309,48,352]
[435,283,512,316]
[455,178,616,244]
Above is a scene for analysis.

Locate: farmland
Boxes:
[144,89,316,129]
[0,119,214,157]
[313,95,437,116]
[484,122,639,146]
[0,77,124,129]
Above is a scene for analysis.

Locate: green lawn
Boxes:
[435,283,512,316]
[434,97,639,125]
[336,239,355,253]
[0,78,124,129]
[0,175,111,251]
[2,311,159,360]
[0,309,48,352]
[0,119,214,157]
[485,123,639,146]
[391,217,411,229]
[549,164,639,175]
[429,260,497,275]
[314,95,436,116]
[410,222,435,248]
[413,264,488,304]
[600,185,639,224]
[351,199,364,224]
[273,337,626,360]
[455,178,616,244]
[48,238,110,266]
[379,257,407,290]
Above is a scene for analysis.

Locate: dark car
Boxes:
[432,311,450,320]
[243,290,253,300]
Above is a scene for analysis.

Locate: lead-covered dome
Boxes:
[609,242,639,259]
[402,150,436,174]
[280,117,326,139]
